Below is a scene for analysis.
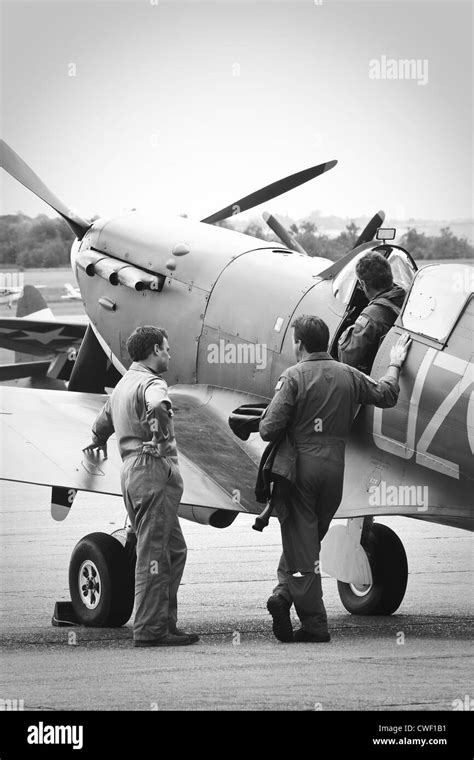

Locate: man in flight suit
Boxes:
[261,315,411,643]
[83,326,199,647]
[338,251,406,373]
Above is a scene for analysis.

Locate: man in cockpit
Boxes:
[338,252,406,374]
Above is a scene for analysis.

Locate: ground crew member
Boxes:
[83,326,199,647]
[338,251,406,373]
[261,315,411,643]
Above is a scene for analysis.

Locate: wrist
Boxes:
[389,362,402,370]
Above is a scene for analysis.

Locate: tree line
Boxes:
[0,214,76,267]
[222,219,473,261]
[0,213,472,268]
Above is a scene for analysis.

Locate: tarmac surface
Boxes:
[1,480,472,712]
[0,288,473,712]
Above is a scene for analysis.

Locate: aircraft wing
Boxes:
[0,385,256,527]
[0,318,86,356]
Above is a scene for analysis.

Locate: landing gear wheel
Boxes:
[69,532,135,627]
[337,523,408,615]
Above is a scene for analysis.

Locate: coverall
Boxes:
[259,353,400,635]
[338,284,406,373]
[91,362,186,642]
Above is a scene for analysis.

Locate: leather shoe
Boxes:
[134,632,198,647]
[266,595,293,642]
[169,628,200,643]
[293,628,330,643]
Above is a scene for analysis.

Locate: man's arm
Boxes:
[83,396,114,457]
[144,382,173,442]
[353,333,411,408]
[338,313,381,372]
[259,372,297,442]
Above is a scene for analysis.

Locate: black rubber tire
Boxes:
[69,532,135,627]
[337,523,408,615]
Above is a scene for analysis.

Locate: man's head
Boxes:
[291,315,329,359]
[126,326,170,373]
[356,252,393,299]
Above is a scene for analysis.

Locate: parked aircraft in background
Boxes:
[0,286,22,309]
[61,283,82,301]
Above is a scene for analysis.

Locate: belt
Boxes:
[124,442,170,460]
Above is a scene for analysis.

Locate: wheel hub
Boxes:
[349,582,372,597]
[78,560,101,609]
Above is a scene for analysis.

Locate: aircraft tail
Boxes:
[0,283,86,387]
[16,284,54,320]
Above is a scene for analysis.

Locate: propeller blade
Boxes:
[68,324,108,393]
[318,210,386,280]
[262,212,307,254]
[201,160,337,225]
[317,242,370,281]
[353,210,385,247]
[0,139,90,239]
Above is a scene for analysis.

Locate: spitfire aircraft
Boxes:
[61,282,82,301]
[0,139,472,628]
[0,285,22,309]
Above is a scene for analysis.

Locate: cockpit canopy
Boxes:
[332,245,417,306]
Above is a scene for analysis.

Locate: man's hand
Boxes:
[139,434,164,457]
[389,333,412,369]
[82,441,108,458]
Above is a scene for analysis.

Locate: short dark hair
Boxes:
[291,315,329,353]
[126,325,169,361]
[356,252,393,291]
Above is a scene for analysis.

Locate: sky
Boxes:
[1,0,472,225]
